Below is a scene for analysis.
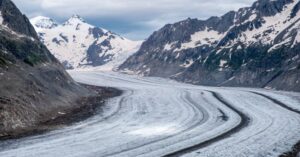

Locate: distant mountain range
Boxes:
[120,0,300,92]
[30,15,142,70]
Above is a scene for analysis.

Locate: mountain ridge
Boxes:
[31,15,142,70]
[0,0,97,137]
[120,0,300,92]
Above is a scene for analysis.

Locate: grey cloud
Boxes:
[12,0,255,40]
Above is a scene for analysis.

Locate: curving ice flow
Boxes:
[0,71,300,157]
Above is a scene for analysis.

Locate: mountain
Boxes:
[30,15,142,70]
[0,0,92,136]
[120,0,300,92]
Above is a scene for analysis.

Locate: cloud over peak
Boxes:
[12,0,255,40]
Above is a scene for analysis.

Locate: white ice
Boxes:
[0,71,299,157]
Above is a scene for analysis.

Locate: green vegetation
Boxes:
[204,52,221,71]
[23,53,41,66]
[0,56,6,66]
[0,35,47,67]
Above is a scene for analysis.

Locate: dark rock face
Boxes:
[85,28,115,67]
[86,41,113,67]
[252,0,293,16]
[291,1,300,18]
[89,27,105,38]
[0,0,91,136]
[120,0,300,92]
[0,0,38,39]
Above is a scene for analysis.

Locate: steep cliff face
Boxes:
[120,0,300,92]
[0,0,91,136]
[0,0,38,39]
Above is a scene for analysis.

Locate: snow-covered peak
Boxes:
[31,15,142,71]
[30,16,58,29]
[64,14,86,26]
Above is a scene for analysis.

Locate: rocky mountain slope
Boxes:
[30,16,142,70]
[120,0,300,92]
[0,0,96,137]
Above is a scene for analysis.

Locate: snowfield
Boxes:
[0,71,300,157]
[30,15,142,70]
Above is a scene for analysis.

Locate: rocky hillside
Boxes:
[0,0,94,137]
[120,0,300,92]
[30,15,142,70]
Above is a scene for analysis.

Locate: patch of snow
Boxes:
[268,37,292,53]
[229,76,235,80]
[175,53,180,59]
[164,42,177,51]
[241,13,257,25]
[219,60,227,67]
[180,59,194,68]
[58,112,66,115]
[292,55,299,61]
[0,12,3,24]
[289,66,297,70]
[164,56,168,62]
[266,68,275,72]
[248,14,257,21]
[291,23,300,47]
[237,45,242,50]
[216,49,223,54]
[30,16,57,29]
[175,28,223,52]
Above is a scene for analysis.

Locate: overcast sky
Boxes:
[12,0,255,40]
